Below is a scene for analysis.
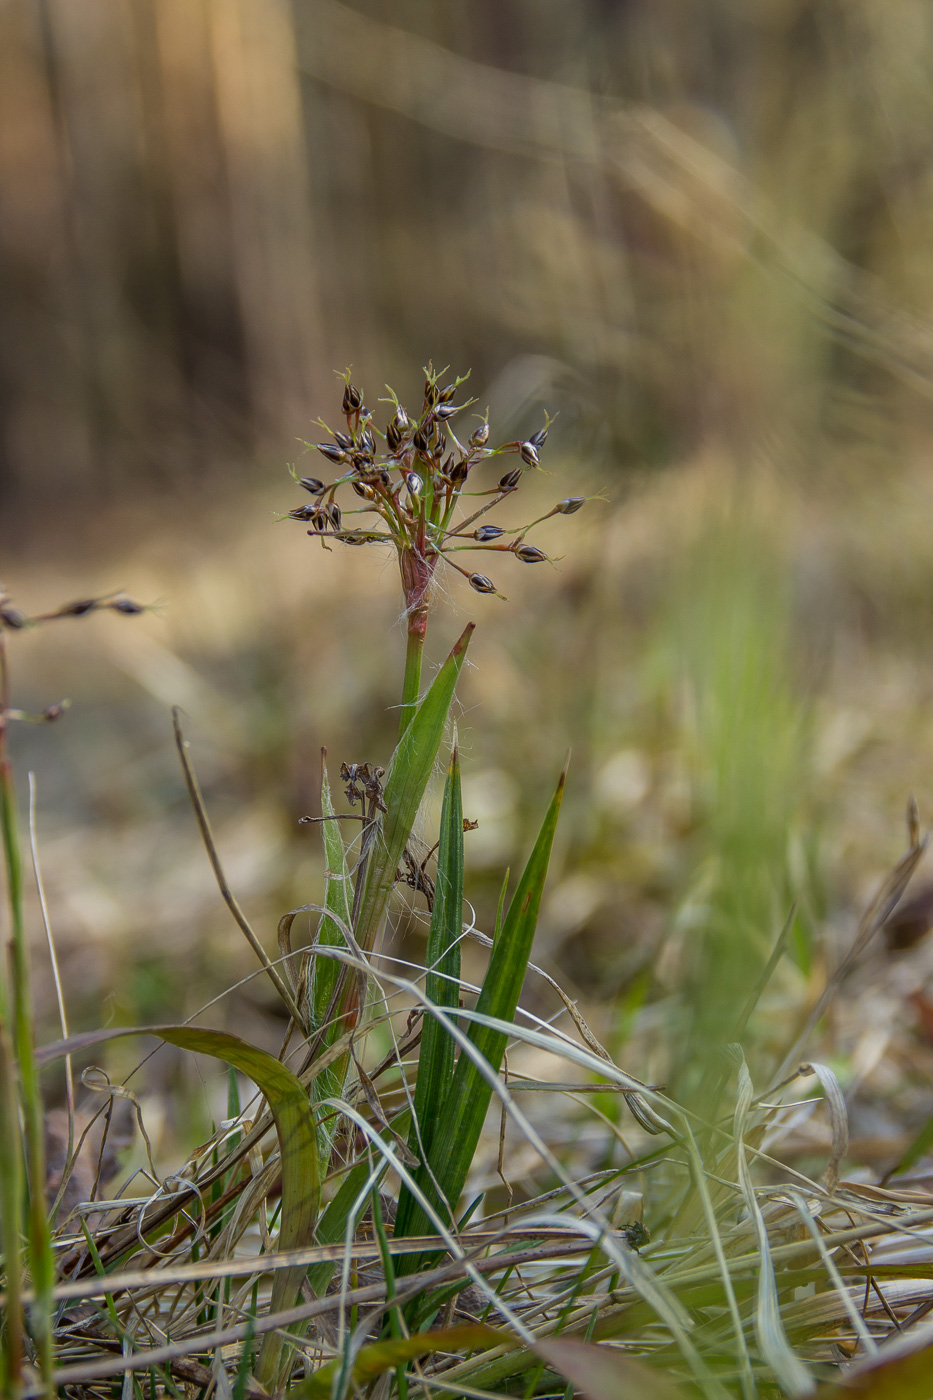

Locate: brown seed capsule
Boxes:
[0,605,27,629]
[498,468,522,491]
[474,525,504,541]
[557,496,585,514]
[405,472,424,497]
[469,573,498,593]
[317,442,348,465]
[360,426,376,455]
[424,378,439,407]
[413,426,431,454]
[307,511,327,534]
[439,382,458,403]
[470,422,490,448]
[62,599,97,616]
[435,402,459,420]
[289,503,319,520]
[352,480,376,500]
[334,432,354,451]
[528,424,549,449]
[326,503,342,529]
[298,476,325,494]
[343,382,363,412]
[386,419,403,452]
[519,440,540,468]
[515,544,547,563]
[449,458,470,484]
[432,432,447,459]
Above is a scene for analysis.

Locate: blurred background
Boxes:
[4,0,933,1165]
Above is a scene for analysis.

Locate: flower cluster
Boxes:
[286,365,585,631]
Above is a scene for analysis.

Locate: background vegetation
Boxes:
[4,1,933,1394]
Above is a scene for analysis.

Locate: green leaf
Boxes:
[286,1323,505,1399]
[353,623,473,953]
[309,756,354,1036]
[37,1024,318,1391]
[395,763,565,1264]
[404,736,463,1171]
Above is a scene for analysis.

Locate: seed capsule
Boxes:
[557,496,585,514]
[432,432,447,459]
[424,378,439,407]
[474,525,504,541]
[405,472,424,497]
[435,402,459,420]
[386,419,402,452]
[498,468,522,491]
[307,510,328,533]
[62,599,97,616]
[413,426,431,454]
[288,503,319,520]
[528,424,549,449]
[0,605,26,629]
[439,382,458,403]
[334,432,354,450]
[449,458,470,484]
[519,440,540,468]
[360,426,376,454]
[352,480,376,500]
[515,544,547,563]
[326,503,342,529]
[298,476,325,494]
[317,442,347,465]
[470,422,490,448]
[342,382,363,412]
[469,573,497,594]
[42,702,67,721]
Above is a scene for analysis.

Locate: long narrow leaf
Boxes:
[310,756,354,1034]
[399,736,463,1211]
[37,1024,319,1391]
[353,623,473,953]
[395,764,565,1261]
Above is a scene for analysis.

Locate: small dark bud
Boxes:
[358,405,373,422]
[386,419,402,452]
[334,432,354,451]
[352,451,374,472]
[405,472,423,497]
[469,573,498,594]
[413,426,431,454]
[298,476,325,494]
[342,382,363,412]
[317,442,348,465]
[439,382,458,403]
[424,378,439,407]
[528,424,549,449]
[289,503,319,520]
[498,468,522,491]
[307,511,328,534]
[470,422,490,449]
[515,544,547,563]
[352,480,376,500]
[326,503,342,529]
[449,458,470,484]
[394,406,410,432]
[474,525,504,541]
[557,496,585,515]
[435,402,459,420]
[42,702,67,721]
[519,440,540,468]
[62,599,97,616]
[432,432,447,459]
[112,597,145,614]
[360,426,376,455]
[0,605,26,629]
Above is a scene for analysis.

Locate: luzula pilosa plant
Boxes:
[285,364,587,730]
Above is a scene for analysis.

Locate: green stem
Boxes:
[399,618,426,738]
[0,639,53,1394]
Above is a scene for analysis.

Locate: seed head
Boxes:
[515,544,548,564]
[317,442,348,465]
[334,432,354,451]
[470,422,490,449]
[342,382,363,412]
[0,604,26,629]
[474,525,504,541]
[405,472,424,497]
[289,503,319,520]
[435,402,459,420]
[557,496,585,515]
[498,467,522,491]
[424,377,440,408]
[519,440,540,468]
[298,477,325,494]
[352,481,376,500]
[528,424,549,449]
[449,458,470,484]
[326,503,342,530]
[359,426,376,455]
[386,419,403,453]
[469,573,498,594]
[413,426,431,454]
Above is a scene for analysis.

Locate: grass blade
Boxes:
[37,1024,319,1392]
[395,763,566,1260]
[353,623,473,953]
